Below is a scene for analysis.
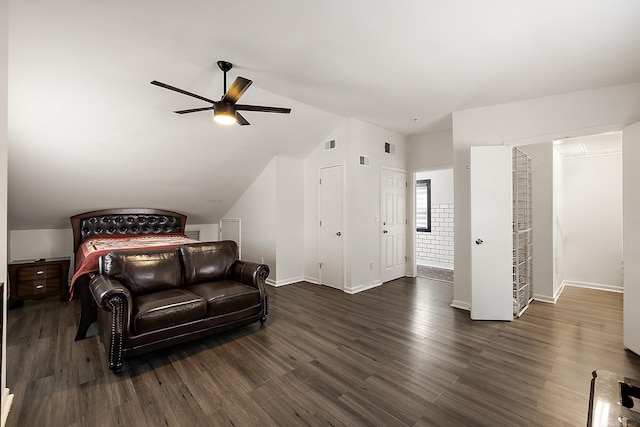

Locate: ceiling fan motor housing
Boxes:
[215,101,235,115]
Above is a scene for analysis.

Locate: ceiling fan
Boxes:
[151,61,291,126]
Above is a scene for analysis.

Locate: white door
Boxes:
[623,121,640,355]
[319,166,344,290]
[470,146,513,320]
[381,168,407,283]
[220,218,241,258]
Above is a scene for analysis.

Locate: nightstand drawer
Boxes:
[16,279,61,297]
[15,264,62,281]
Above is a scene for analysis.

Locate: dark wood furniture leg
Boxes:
[74,276,97,341]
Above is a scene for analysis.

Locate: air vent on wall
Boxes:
[359,155,370,166]
[325,139,336,150]
[384,142,396,154]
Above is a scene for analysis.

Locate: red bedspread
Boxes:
[70,233,199,298]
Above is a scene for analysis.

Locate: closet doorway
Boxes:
[413,168,454,283]
[553,132,623,291]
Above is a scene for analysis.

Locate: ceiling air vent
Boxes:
[325,139,336,150]
[359,155,370,166]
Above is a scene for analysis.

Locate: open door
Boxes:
[623,121,640,355]
[470,146,513,320]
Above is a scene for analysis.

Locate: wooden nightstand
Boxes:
[8,257,71,308]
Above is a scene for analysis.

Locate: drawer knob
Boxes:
[36,270,45,275]
[35,284,44,289]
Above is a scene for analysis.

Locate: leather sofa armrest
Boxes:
[89,275,133,310]
[88,275,132,372]
[229,261,270,289]
[229,261,270,320]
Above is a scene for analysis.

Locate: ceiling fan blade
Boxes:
[222,77,252,104]
[235,112,250,126]
[174,106,215,114]
[150,80,218,104]
[235,104,291,114]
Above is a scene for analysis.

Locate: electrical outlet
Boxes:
[370,262,374,269]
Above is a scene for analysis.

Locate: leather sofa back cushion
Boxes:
[101,249,183,295]
[181,241,239,286]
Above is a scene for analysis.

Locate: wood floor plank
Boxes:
[5,280,640,426]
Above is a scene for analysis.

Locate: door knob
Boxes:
[383,230,388,234]
[475,238,483,245]
[336,232,342,236]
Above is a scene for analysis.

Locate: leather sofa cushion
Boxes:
[187,280,260,316]
[101,249,183,295]
[181,241,239,286]
[133,288,207,335]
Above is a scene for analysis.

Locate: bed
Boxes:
[70,208,198,340]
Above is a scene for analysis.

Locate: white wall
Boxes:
[407,130,453,171]
[452,82,640,309]
[347,119,406,292]
[416,169,454,204]
[561,151,623,289]
[275,156,305,285]
[553,148,565,297]
[9,229,73,262]
[186,223,219,242]
[225,155,306,286]
[1,0,10,421]
[303,118,406,292]
[225,159,277,276]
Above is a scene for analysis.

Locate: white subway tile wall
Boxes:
[416,203,454,266]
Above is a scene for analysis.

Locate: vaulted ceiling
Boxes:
[8,0,640,229]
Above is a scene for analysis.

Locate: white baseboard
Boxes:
[265,278,278,287]
[346,280,383,294]
[2,388,13,427]
[532,294,558,304]
[563,280,623,293]
[533,282,565,304]
[265,276,305,287]
[450,300,471,311]
[555,280,566,301]
[532,280,622,304]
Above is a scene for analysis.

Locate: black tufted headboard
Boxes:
[70,208,187,257]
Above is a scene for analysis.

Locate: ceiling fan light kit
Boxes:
[151,60,291,126]
[213,102,237,125]
[213,112,237,125]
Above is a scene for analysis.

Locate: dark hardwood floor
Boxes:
[6,278,640,426]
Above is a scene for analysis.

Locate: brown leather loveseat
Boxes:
[88,240,269,372]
